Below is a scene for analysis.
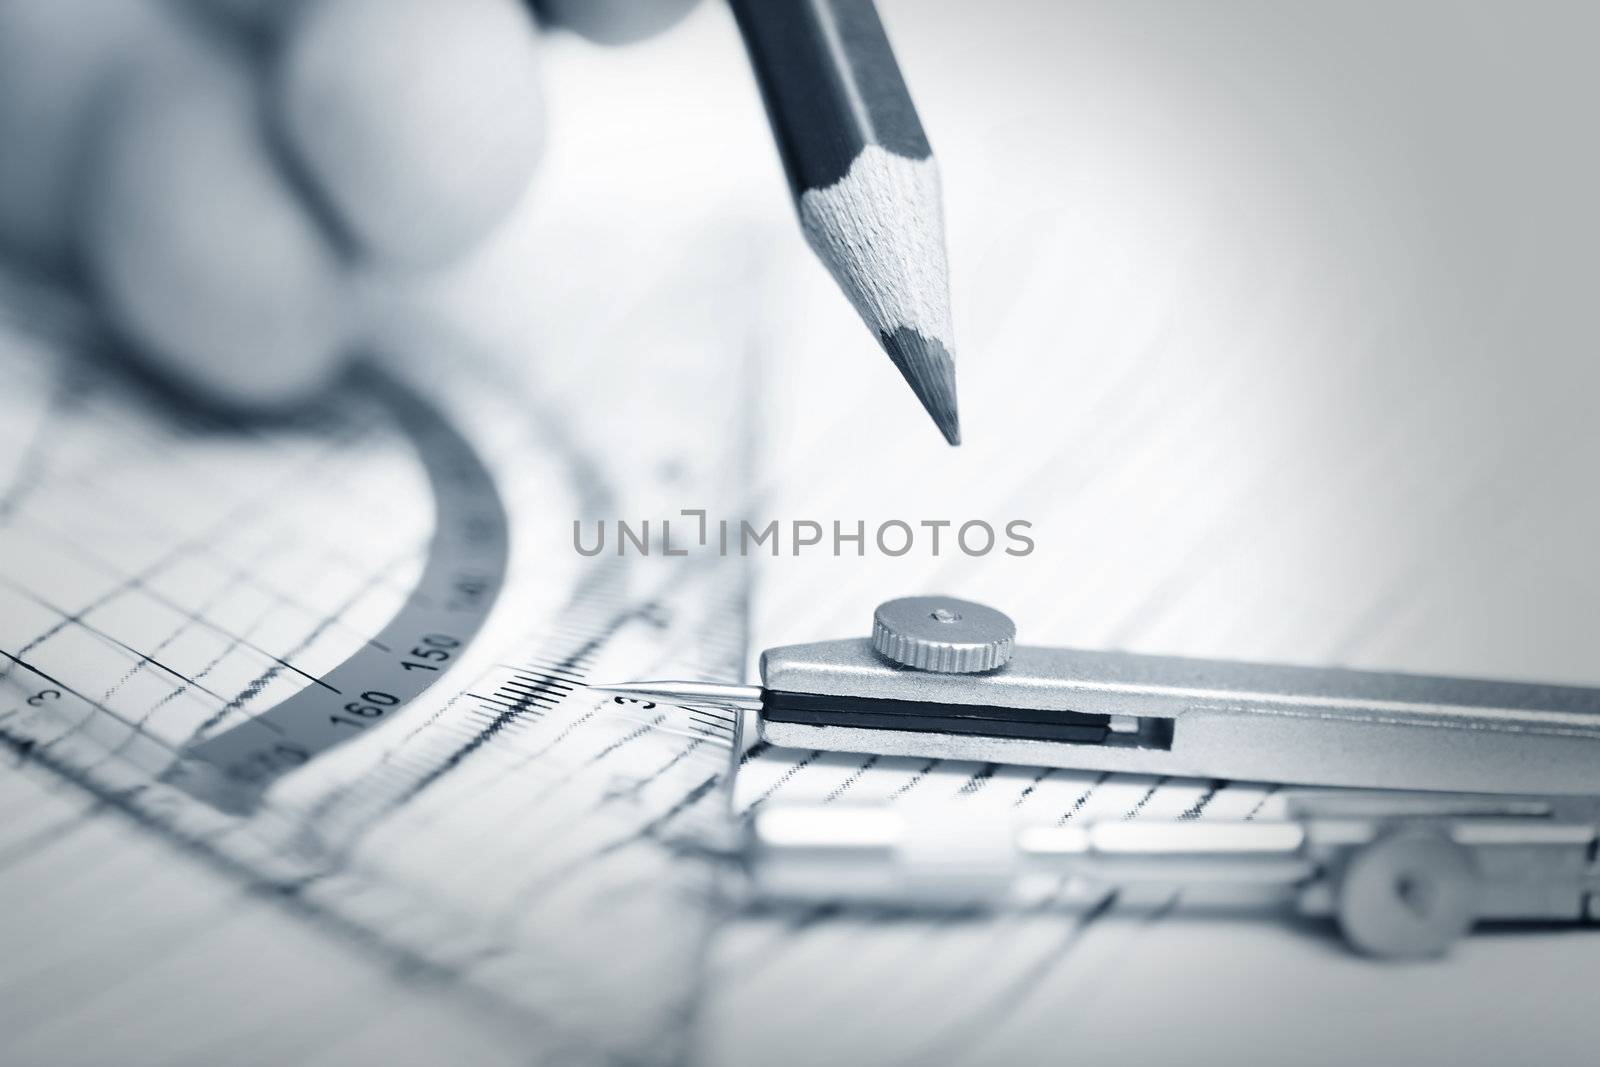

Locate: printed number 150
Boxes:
[400,633,460,672]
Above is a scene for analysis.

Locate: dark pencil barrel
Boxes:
[731,0,931,196]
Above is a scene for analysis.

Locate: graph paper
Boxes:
[0,257,754,1066]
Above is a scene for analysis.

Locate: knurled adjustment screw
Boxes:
[871,596,1016,674]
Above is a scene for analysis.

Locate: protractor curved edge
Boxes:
[168,370,509,813]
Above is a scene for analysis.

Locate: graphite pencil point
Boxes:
[797,145,960,446]
[880,328,960,445]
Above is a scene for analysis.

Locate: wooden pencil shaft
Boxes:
[731,0,932,197]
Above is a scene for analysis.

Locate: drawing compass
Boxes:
[594,595,1600,795]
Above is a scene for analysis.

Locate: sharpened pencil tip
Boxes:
[880,327,960,445]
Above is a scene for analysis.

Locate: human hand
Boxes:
[0,0,698,407]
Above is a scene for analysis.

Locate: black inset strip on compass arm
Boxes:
[761,690,1114,745]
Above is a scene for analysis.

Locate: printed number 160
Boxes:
[329,690,399,729]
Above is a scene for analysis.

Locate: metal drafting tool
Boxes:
[745,792,1600,958]
[593,595,1600,795]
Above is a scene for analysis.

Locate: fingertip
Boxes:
[276,0,546,266]
[538,0,702,46]
[80,48,349,409]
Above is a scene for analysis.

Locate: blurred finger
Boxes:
[0,0,165,267]
[537,0,702,46]
[275,0,545,266]
[80,22,348,409]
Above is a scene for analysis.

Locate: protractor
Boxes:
[0,252,755,1064]
[0,284,507,814]
[170,371,510,810]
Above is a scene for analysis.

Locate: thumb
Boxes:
[535,0,702,47]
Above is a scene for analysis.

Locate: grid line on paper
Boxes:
[98,532,299,707]
[954,763,997,798]
[746,750,822,810]
[0,576,229,703]
[0,353,433,771]
[1012,767,1054,808]
[823,754,879,803]
[1121,777,1169,820]
[2,420,351,666]
[1058,772,1109,825]
[27,516,401,695]
[1179,780,1224,820]
[885,758,940,802]
[181,541,427,744]
[1244,785,1279,821]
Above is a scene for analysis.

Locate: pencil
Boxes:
[730,0,960,445]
